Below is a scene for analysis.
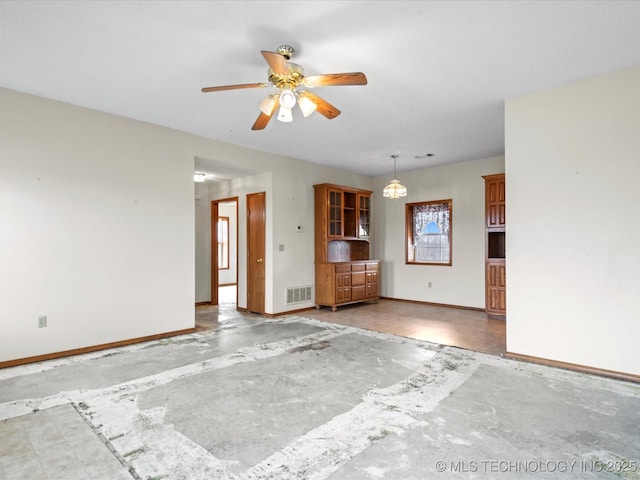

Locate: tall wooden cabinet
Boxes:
[314,183,380,311]
[483,174,506,318]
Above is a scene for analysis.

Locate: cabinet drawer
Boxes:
[351,285,366,300]
[351,263,365,272]
[365,262,378,271]
[351,271,366,286]
[335,264,351,273]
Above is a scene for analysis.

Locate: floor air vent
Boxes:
[286,285,313,305]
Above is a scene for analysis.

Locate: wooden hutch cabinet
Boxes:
[314,183,380,311]
[483,173,506,318]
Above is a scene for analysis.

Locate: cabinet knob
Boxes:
[256,258,263,263]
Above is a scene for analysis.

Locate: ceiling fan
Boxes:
[201,45,368,130]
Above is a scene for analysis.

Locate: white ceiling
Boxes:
[2,1,640,178]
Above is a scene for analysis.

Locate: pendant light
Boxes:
[383,155,408,200]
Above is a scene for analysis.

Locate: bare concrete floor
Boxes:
[1,307,638,479]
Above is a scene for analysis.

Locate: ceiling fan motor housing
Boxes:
[268,63,304,89]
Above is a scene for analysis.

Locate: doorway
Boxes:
[211,197,238,307]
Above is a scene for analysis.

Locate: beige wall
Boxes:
[0,88,195,362]
[194,181,211,303]
[505,65,640,376]
[373,156,505,309]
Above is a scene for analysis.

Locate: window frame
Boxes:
[217,216,230,270]
[405,199,453,266]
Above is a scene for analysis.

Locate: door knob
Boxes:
[257,258,263,263]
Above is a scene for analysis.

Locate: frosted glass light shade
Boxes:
[277,106,293,122]
[259,95,278,115]
[298,95,317,117]
[383,179,407,200]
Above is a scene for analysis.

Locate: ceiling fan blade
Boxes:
[301,91,341,119]
[261,50,290,75]
[252,97,280,130]
[303,72,368,88]
[201,83,268,93]
[251,113,272,130]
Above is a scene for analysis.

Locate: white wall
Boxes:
[505,65,640,376]
[373,156,505,309]
[0,88,195,362]
[194,181,210,303]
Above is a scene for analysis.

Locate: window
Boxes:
[217,216,229,270]
[406,199,452,265]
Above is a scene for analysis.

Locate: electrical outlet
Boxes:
[428,282,432,288]
[38,316,47,328]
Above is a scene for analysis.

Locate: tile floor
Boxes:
[0,404,130,480]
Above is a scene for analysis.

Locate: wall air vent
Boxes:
[286,285,313,305]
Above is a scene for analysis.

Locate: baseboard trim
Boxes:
[269,297,484,318]
[379,296,485,312]
[505,352,640,384]
[195,301,211,306]
[0,327,198,370]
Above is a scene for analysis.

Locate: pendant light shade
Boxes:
[297,93,318,117]
[383,155,407,200]
[383,179,408,199]
[259,94,278,115]
[277,105,293,122]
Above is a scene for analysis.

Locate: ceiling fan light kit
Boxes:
[201,45,367,130]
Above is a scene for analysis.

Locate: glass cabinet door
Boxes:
[358,194,371,238]
[328,190,342,236]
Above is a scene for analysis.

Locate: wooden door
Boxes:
[247,192,266,314]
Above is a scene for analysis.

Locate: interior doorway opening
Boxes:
[218,284,237,305]
[211,198,238,308]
